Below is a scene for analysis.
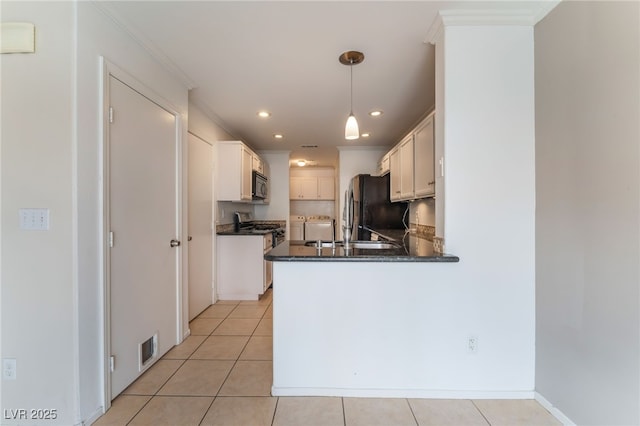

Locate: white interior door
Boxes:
[108,75,179,398]
[188,133,213,320]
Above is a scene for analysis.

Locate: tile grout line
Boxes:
[471,400,493,426]
[127,301,239,424]
[405,398,420,426]
[120,293,274,425]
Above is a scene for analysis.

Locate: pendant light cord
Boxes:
[350,60,354,114]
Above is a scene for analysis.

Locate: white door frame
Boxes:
[100,58,187,410]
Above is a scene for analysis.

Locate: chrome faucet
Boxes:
[342,188,353,248]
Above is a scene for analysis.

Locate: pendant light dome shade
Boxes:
[345,113,359,140]
[340,51,364,141]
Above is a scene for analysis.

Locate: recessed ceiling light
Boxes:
[361,133,371,138]
[274,134,283,139]
[369,110,383,117]
[297,160,306,167]
[257,111,271,118]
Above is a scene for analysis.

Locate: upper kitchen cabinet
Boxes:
[413,113,435,198]
[289,167,335,201]
[290,176,318,200]
[387,111,435,202]
[399,134,415,199]
[389,147,402,201]
[376,152,390,176]
[252,153,264,174]
[217,140,267,202]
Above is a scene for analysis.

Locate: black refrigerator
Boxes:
[350,174,407,240]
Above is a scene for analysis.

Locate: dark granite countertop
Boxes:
[217,229,274,236]
[265,233,459,263]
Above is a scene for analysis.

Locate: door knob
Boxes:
[170,239,181,247]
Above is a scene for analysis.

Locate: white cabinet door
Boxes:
[290,176,318,199]
[400,135,414,200]
[316,176,335,200]
[241,147,253,201]
[389,147,402,201]
[252,154,264,174]
[413,114,435,198]
[217,141,258,202]
[216,235,267,300]
[187,133,213,321]
[377,153,390,176]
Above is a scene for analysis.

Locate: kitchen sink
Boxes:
[349,241,400,249]
[304,240,400,249]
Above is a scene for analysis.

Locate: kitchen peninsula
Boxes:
[266,235,460,398]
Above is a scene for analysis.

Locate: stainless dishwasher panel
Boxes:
[304,219,334,241]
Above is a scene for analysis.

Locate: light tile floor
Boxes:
[95,289,561,426]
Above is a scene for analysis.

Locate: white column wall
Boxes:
[429,19,536,392]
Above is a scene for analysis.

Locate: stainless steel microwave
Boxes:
[252,171,268,200]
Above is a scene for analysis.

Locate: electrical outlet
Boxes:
[3,358,16,380]
[467,336,478,354]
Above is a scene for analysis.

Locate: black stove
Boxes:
[234,212,285,247]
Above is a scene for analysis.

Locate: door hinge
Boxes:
[109,107,114,124]
[109,356,115,372]
[109,231,114,248]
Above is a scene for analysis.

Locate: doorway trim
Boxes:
[100,57,187,410]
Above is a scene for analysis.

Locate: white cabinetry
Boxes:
[317,176,335,200]
[413,114,435,198]
[387,111,435,202]
[252,153,264,174]
[377,152,390,176]
[389,147,402,201]
[400,135,415,199]
[217,141,266,202]
[290,177,317,199]
[290,176,335,200]
[216,233,272,300]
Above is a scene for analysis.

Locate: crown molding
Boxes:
[91,1,197,90]
[426,3,561,45]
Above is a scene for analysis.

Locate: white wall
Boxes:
[77,3,189,421]
[425,17,537,393]
[1,2,190,424]
[1,3,77,424]
[254,151,291,224]
[534,2,640,424]
[336,146,387,238]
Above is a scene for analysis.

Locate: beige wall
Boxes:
[535,2,640,424]
[1,2,190,424]
[1,3,77,424]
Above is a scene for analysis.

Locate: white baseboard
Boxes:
[535,392,576,425]
[81,406,105,425]
[272,386,535,399]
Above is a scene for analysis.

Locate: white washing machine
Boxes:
[304,215,334,241]
[289,215,305,240]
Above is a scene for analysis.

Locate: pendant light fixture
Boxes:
[339,51,364,140]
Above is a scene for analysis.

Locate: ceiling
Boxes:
[99,1,555,167]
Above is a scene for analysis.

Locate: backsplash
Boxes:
[411,223,435,241]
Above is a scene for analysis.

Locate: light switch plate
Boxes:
[1,22,35,54]
[3,358,16,380]
[19,208,50,230]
